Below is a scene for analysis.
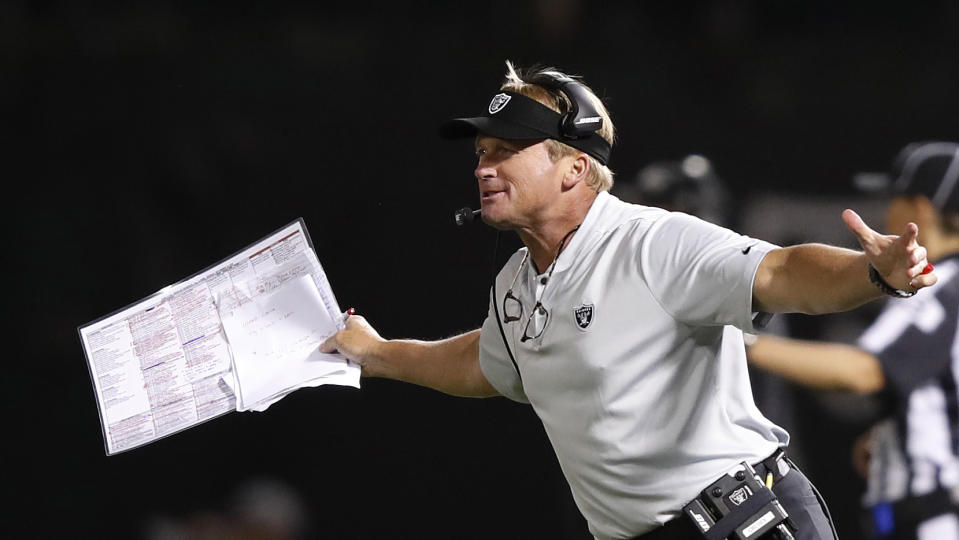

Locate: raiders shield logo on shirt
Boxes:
[488,93,511,114]
[574,304,594,330]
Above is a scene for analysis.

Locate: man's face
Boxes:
[473,135,567,229]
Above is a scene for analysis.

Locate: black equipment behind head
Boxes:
[535,71,604,140]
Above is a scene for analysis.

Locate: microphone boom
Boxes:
[454,207,482,226]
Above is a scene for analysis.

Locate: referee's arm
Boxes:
[752,209,935,315]
[746,334,885,394]
[319,315,499,398]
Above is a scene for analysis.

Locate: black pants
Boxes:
[635,456,837,540]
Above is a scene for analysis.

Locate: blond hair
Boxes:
[499,60,615,192]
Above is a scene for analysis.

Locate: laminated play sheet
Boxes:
[78,219,359,455]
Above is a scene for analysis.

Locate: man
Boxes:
[747,141,959,540]
[319,62,936,539]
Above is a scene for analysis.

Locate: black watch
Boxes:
[868,264,916,298]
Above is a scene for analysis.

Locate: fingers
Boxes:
[908,245,927,268]
[910,272,938,290]
[320,309,364,353]
[319,333,339,354]
[907,260,926,279]
[318,315,367,353]
[842,209,877,248]
[344,313,368,330]
[906,260,937,289]
[318,313,381,364]
[900,222,920,248]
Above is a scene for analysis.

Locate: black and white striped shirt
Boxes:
[859,254,959,505]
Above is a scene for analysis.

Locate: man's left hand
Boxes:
[842,208,938,292]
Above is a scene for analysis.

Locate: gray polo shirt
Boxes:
[479,192,788,539]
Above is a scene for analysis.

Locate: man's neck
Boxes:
[518,192,597,272]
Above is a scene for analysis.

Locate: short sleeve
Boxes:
[641,212,779,332]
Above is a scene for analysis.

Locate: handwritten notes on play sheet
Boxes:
[78,219,359,455]
[219,273,357,412]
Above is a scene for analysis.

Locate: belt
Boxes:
[633,449,791,540]
[755,448,791,486]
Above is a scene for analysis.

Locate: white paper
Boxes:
[220,274,359,411]
[79,219,356,455]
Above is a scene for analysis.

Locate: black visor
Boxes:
[439,91,612,166]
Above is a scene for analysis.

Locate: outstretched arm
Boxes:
[753,209,936,314]
[319,315,499,398]
[746,334,885,394]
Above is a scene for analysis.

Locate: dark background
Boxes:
[8,1,959,538]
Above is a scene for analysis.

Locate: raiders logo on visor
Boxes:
[489,93,511,114]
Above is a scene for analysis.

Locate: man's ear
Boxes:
[562,153,590,190]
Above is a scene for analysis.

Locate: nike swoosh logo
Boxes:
[742,245,755,255]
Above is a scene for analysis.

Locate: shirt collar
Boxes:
[548,191,612,276]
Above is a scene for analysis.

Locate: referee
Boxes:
[748,141,959,539]
[320,63,936,539]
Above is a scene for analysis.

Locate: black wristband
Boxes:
[868,264,916,298]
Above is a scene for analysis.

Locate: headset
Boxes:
[535,71,605,140]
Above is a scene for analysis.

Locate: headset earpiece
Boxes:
[538,72,604,140]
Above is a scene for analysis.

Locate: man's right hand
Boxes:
[320,315,495,397]
[320,314,388,377]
